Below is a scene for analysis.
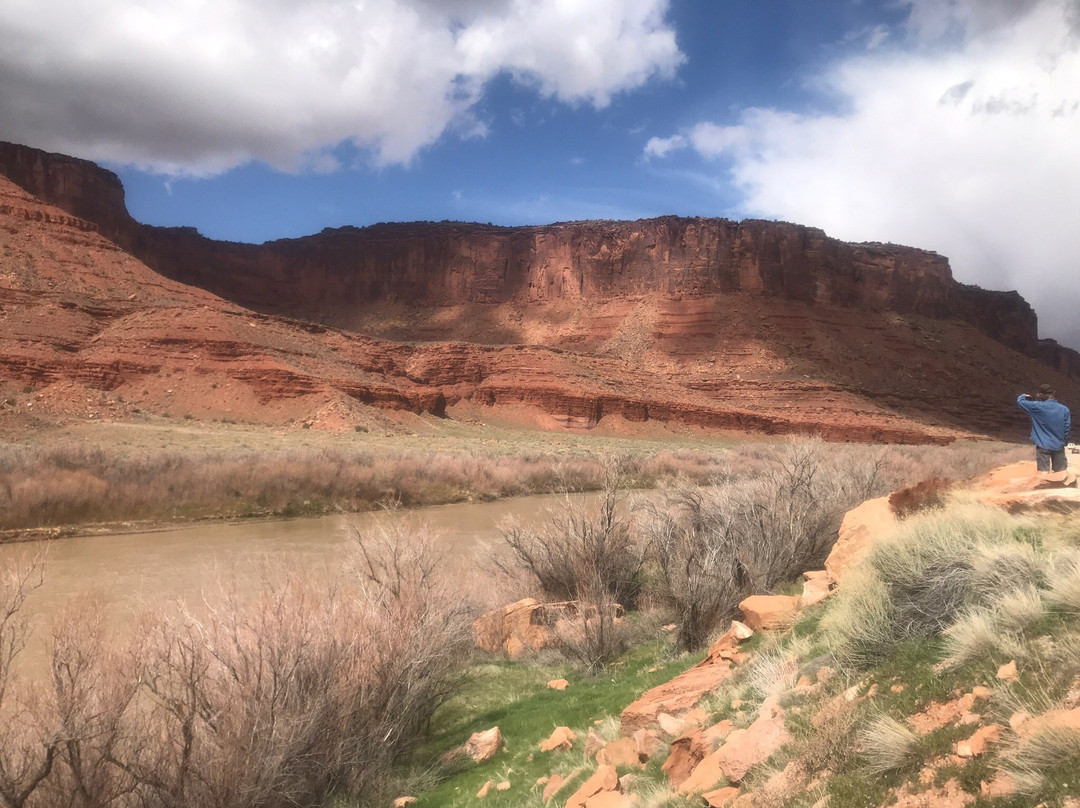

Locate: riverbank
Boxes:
[0,416,1029,540]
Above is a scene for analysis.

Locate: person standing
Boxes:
[1018,384,1072,472]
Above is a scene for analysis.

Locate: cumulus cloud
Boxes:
[646,0,1080,346]
[0,0,681,176]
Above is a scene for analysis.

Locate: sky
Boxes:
[2,0,1080,348]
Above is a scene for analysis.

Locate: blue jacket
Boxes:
[1018,395,1071,450]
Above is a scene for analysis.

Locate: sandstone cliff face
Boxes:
[0,141,1048,361]
[2,140,1078,442]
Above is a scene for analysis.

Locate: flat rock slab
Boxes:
[620,659,734,734]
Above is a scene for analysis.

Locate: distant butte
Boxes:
[1,139,1077,440]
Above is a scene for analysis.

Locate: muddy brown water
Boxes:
[2,492,605,674]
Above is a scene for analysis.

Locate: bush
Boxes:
[643,441,889,652]
[0,521,470,808]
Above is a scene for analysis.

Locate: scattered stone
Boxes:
[536,776,550,787]
[679,710,792,792]
[891,684,906,693]
[540,726,577,752]
[737,595,800,632]
[632,728,661,760]
[496,781,510,791]
[542,773,567,803]
[663,721,735,787]
[997,660,1019,682]
[703,786,741,807]
[796,675,813,689]
[584,792,633,808]
[476,781,493,798]
[663,623,677,631]
[979,773,1020,799]
[597,737,645,769]
[392,798,417,808]
[584,727,608,760]
[463,727,503,762]
[955,724,1001,757]
[816,666,834,685]
[548,678,570,690]
[564,764,620,808]
[971,686,991,701]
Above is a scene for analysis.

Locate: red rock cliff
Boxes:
[0,140,1062,367]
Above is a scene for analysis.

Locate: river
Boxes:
[1,491,603,673]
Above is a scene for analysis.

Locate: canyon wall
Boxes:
[0,140,1061,367]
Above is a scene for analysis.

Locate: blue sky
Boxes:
[2,0,1080,347]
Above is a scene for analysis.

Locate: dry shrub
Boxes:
[638,483,747,653]
[888,478,953,519]
[496,461,642,672]
[643,441,885,652]
[0,521,469,808]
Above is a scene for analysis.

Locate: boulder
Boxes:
[738,595,800,632]
[540,726,577,752]
[662,720,734,786]
[997,660,1019,682]
[620,658,734,734]
[463,727,503,762]
[548,678,570,690]
[584,727,608,760]
[826,495,896,583]
[679,710,792,792]
[800,572,834,607]
[473,598,556,658]
[542,773,567,803]
[392,798,417,808]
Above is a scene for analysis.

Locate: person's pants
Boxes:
[1036,446,1068,472]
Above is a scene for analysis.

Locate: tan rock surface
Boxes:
[703,786,741,807]
[738,595,800,632]
[620,658,734,734]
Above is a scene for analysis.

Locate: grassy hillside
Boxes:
[380,496,1080,808]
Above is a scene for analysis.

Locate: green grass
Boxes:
[368,642,704,808]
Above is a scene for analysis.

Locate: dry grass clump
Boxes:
[999,726,1080,797]
[859,714,920,775]
[1046,551,1080,613]
[824,505,1022,668]
[0,520,470,808]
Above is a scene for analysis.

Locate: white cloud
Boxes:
[643,134,686,159]
[646,0,1080,346]
[0,0,681,176]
